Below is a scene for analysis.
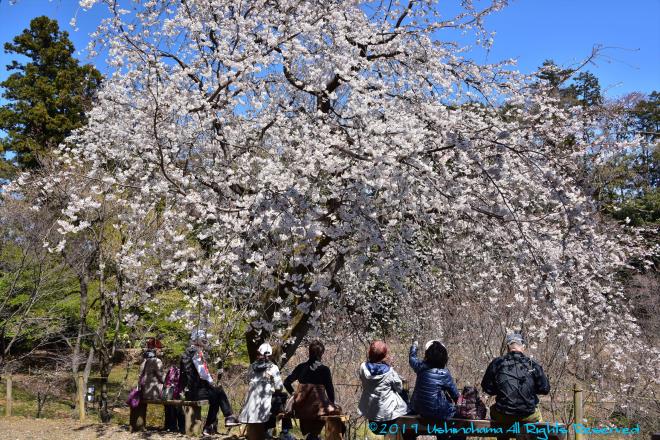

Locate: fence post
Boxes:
[5,375,12,417]
[77,373,85,422]
[573,383,583,440]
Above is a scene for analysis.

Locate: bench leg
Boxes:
[324,419,345,440]
[129,403,147,432]
[183,405,203,436]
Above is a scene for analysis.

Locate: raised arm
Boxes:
[192,350,214,384]
[409,342,424,373]
[156,358,165,384]
[272,365,284,390]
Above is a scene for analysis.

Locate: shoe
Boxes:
[203,426,218,435]
[280,431,296,440]
[224,415,241,427]
[265,428,276,439]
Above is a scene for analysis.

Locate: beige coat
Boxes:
[139,355,164,401]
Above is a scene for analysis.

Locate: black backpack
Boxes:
[494,354,538,413]
[179,347,200,393]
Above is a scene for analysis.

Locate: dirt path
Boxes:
[0,417,241,440]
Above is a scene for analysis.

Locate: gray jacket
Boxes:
[358,362,409,422]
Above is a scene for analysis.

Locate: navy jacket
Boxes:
[409,344,459,419]
[481,351,550,416]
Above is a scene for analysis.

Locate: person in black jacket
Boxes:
[481,333,550,425]
[284,340,337,440]
[180,330,240,435]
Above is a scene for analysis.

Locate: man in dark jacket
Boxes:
[180,330,240,435]
[481,333,550,425]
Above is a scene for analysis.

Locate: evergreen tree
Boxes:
[566,72,603,108]
[0,16,102,176]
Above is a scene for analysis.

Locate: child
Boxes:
[455,386,487,419]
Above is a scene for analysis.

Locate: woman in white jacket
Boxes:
[239,343,284,430]
[358,340,409,434]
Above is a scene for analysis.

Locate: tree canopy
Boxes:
[12,0,647,369]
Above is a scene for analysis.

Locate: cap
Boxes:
[258,342,273,356]
[506,333,525,346]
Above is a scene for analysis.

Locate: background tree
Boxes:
[0,16,102,177]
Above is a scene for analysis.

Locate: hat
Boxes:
[258,342,273,356]
[506,333,525,346]
[190,329,208,345]
[146,337,163,350]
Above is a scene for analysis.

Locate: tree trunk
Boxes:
[98,375,110,422]
[72,275,89,376]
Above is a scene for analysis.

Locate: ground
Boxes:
[0,417,241,440]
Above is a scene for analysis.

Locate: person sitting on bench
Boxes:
[409,339,459,421]
[180,329,240,435]
[481,332,550,425]
[359,340,409,435]
[139,337,164,401]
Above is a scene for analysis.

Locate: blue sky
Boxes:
[0,0,658,98]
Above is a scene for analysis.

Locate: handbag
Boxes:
[126,387,141,409]
[126,364,147,408]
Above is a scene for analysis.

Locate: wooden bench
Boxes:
[129,399,209,435]
[383,415,567,440]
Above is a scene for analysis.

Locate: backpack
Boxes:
[292,383,341,419]
[179,347,199,395]
[163,366,182,400]
[493,354,540,414]
[455,386,487,419]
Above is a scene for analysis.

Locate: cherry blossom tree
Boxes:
[23,0,655,389]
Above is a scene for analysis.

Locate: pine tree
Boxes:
[0,16,102,176]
